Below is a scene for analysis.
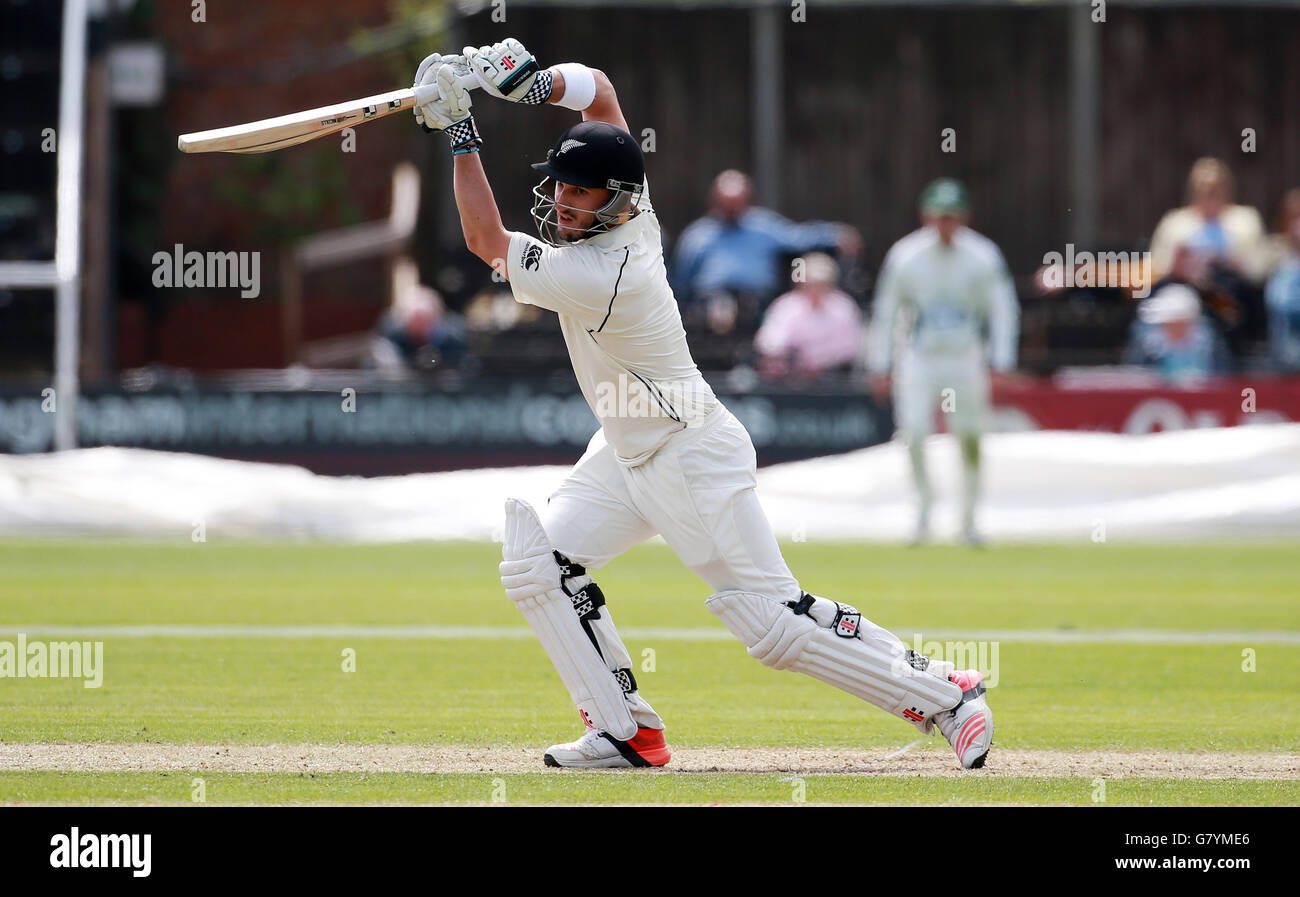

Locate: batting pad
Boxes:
[500,498,638,740]
[706,590,962,732]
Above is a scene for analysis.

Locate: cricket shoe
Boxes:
[543,726,671,769]
[932,670,993,769]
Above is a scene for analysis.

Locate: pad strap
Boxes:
[709,590,961,733]
[555,551,587,583]
[500,498,638,739]
[788,592,863,640]
[554,552,641,698]
[557,551,605,652]
[613,668,638,695]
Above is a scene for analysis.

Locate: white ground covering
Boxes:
[1,425,1296,543]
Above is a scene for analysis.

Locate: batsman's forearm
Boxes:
[453,151,510,266]
[546,66,628,133]
[581,70,627,131]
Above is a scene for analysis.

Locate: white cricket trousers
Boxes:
[893,346,991,439]
[541,404,802,602]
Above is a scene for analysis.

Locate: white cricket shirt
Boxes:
[868,226,1019,374]
[507,182,719,467]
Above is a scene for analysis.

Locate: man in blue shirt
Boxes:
[672,170,861,332]
[1265,212,1300,371]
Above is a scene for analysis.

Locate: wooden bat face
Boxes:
[177,88,418,154]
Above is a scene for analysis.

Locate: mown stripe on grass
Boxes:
[2,771,1296,806]
[2,624,1297,643]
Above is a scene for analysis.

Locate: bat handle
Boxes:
[413,74,482,107]
[412,83,441,106]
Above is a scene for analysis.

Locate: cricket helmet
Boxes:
[530,121,645,245]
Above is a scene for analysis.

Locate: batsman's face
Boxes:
[554,181,611,241]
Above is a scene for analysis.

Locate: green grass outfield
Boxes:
[3,772,1296,807]
[1,540,1297,805]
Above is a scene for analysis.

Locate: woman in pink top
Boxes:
[755,253,862,381]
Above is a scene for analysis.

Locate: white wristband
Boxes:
[551,63,597,111]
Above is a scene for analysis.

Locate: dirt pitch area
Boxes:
[2,743,1296,778]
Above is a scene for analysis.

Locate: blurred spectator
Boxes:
[754,253,861,382]
[1150,158,1267,285]
[1149,159,1268,346]
[464,286,542,332]
[369,284,470,373]
[1123,283,1229,382]
[671,170,861,333]
[1264,192,1300,371]
[1260,188,1300,276]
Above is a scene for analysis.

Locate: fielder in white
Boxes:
[413,40,994,768]
[869,180,1020,546]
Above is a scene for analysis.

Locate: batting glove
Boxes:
[465,38,553,105]
[412,51,448,130]
[413,53,475,123]
[414,58,483,152]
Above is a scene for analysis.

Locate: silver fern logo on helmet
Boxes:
[558,139,587,155]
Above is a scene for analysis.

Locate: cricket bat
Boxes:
[177,78,473,154]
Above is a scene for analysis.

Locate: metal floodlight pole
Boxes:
[54,0,88,451]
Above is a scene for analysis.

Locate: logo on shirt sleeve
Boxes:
[522,243,542,271]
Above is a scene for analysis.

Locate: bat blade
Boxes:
[177,88,417,154]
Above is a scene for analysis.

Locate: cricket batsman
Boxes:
[869,179,1020,546]
[413,40,993,768]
